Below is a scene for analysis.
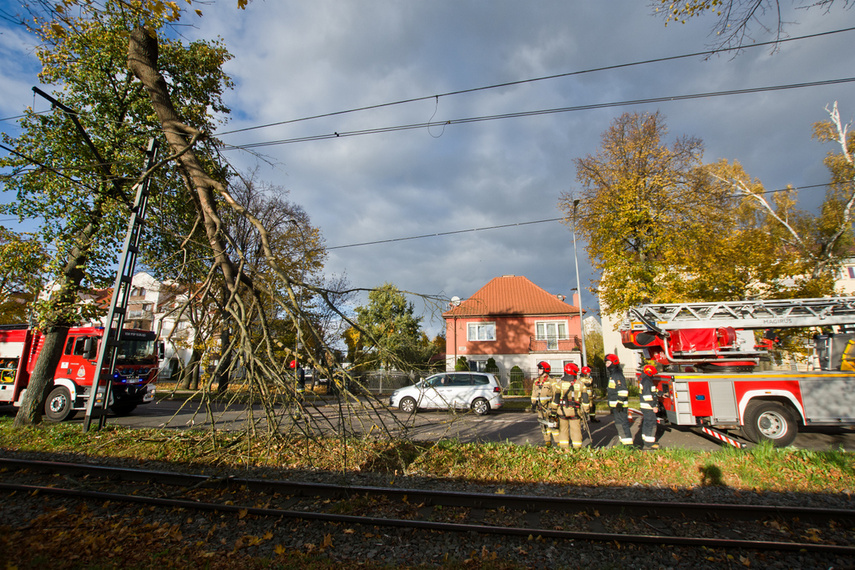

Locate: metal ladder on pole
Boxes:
[83,139,158,432]
[623,297,855,332]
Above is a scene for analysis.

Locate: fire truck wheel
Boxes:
[742,401,798,447]
[44,386,75,422]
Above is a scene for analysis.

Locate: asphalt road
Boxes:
[26,396,855,452]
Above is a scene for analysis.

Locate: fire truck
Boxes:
[620,297,855,447]
[0,324,160,421]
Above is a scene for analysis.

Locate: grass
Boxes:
[0,417,852,494]
[1,418,853,570]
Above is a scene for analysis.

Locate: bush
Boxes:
[507,365,527,395]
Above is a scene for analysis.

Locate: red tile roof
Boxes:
[442,275,578,318]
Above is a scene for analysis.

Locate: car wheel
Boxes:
[471,397,490,416]
[45,386,75,422]
[399,397,417,414]
[742,400,798,447]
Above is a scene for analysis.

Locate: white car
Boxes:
[389,372,504,415]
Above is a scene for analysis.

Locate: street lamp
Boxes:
[572,198,587,368]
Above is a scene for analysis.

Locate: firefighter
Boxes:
[550,363,584,450]
[579,365,598,423]
[531,361,555,447]
[290,359,306,393]
[639,363,661,450]
[605,353,633,447]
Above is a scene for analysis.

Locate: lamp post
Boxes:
[572,199,587,368]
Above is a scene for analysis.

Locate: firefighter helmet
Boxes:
[581,366,591,375]
[289,359,298,369]
[537,361,551,374]
[564,363,579,376]
[605,354,620,366]
[643,364,658,377]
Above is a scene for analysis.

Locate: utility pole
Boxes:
[572,198,587,367]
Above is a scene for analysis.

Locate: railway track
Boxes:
[1,457,853,556]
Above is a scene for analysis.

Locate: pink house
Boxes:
[442,275,584,382]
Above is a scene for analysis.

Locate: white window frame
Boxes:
[535,320,569,350]
[467,322,496,342]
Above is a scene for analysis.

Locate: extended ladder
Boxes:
[83,139,158,432]
[623,297,855,332]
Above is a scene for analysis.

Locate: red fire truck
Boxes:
[0,324,160,421]
[620,297,855,447]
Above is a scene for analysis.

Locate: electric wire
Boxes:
[323,181,835,252]
[220,77,855,151]
[214,26,855,137]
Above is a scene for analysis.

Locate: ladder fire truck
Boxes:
[620,297,855,447]
[0,324,161,422]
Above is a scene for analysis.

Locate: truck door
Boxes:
[60,334,99,386]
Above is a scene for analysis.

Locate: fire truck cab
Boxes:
[0,324,160,421]
[620,297,855,447]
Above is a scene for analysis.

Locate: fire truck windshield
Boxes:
[116,338,156,362]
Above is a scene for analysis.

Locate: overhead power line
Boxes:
[323,182,837,252]
[221,77,855,151]
[326,218,565,251]
[215,26,855,137]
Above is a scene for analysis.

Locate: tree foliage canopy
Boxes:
[562,109,854,319]
[352,283,435,370]
[653,1,849,50]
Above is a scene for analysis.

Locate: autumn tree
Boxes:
[0,229,49,324]
[565,107,854,322]
[1,1,232,424]
[353,284,436,371]
[707,103,855,297]
[653,0,850,50]
[561,111,732,315]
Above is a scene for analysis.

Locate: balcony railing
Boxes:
[529,335,581,352]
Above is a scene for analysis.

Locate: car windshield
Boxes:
[116,338,156,363]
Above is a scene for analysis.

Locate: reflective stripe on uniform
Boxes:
[642,434,656,443]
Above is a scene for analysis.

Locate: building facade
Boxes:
[443,275,584,383]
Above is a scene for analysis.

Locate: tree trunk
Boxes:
[13,325,70,426]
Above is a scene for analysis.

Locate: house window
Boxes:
[536,321,568,350]
[848,267,855,279]
[468,322,496,341]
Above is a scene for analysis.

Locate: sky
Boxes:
[1,1,854,337]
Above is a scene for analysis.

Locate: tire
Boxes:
[471,397,490,416]
[741,400,798,447]
[45,386,75,422]
[111,403,137,416]
[399,397,417,414]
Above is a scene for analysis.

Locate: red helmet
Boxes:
[537,361,551,374]
[643,364,658,377]
[581,366,591,375]
[564,363,579,376]
[605,354,620,365]
[289,359,297,369]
